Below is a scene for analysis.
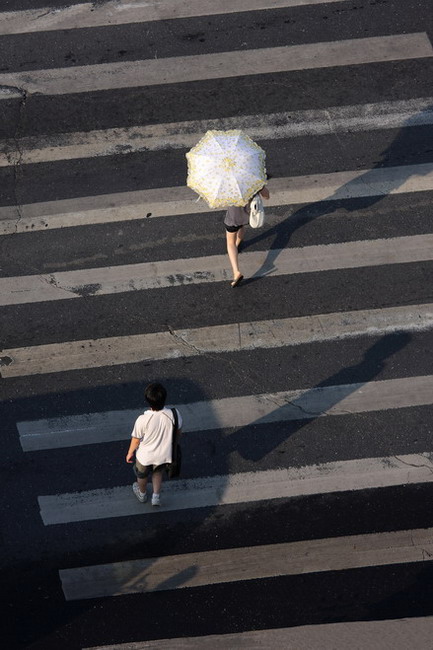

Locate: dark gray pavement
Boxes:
[1,1,433,648]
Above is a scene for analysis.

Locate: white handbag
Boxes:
[249,194,265,228]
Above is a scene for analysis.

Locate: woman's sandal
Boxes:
[230,274,244,288]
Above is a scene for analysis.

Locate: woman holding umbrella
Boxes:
[186,129,268,287]
[224,184,270,287]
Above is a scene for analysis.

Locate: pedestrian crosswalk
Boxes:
[38,453,433,525]
[3,306,433,376]
[2,0,433,647]
[1,162,433,234]
[2,33,431,97]
[83,618,433,650]
[0,0,349,36]
[60,525,433,600]
[15,374,433,451]
[2,234,433,307]
[2,97,433,167]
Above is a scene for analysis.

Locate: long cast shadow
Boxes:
[227,332,411,463]
[122,331,411,597]
[244,104,433,280]
[8,105,428,643]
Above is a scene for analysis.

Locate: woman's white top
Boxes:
[132,407,183,467]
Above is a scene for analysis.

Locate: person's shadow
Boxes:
[118,332,411,599]
[244,103,433,280]
[12,102,425,639]
[18,340,410,641]
[218,331,412,464]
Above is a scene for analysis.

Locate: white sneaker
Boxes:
[151,493,161,507]
[133,482,147,503]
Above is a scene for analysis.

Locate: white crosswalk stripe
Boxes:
[3,306,432,378]
[84,618,433,650]
[0,0,349,36]
[1,163,433,234]
[17,374,433,450]
[2,97,432,166]
[2,0,433,642]
[60,526,433,600]
[1,33,431,99]
[1,235,432,306]
[39,453,433,525]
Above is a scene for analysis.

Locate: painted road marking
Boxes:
[84,617,433,650]
[1,34,431,98]
[1,163,432,234]
[2,98,433,166]
[0,1,349,36]
[18,374,433,450]
[3,304,433,378]
[39,453,433,524]
[1,234,433,306]
[59,526,433,599]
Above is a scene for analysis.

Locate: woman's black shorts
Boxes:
[225,224,244,233]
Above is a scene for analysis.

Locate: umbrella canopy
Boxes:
[186,129,266,208]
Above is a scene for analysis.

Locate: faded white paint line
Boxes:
[60,525,433,599]
[3,303,433,378]
[1,34,431,99]
[39,453,433,525]
[1,163,432,235]
[18,374,433,450]
[2,98,433,166]
[0,0,349,36]
[2,234,433,306]
[84,617,433,650]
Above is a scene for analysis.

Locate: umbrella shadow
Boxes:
[243,103,433,281]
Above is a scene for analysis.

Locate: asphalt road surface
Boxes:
[1,0,433,648]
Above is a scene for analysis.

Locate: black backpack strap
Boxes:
[171,407,178,432]
[170,408,179,461]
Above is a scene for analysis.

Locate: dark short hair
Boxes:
[144,382,167,410]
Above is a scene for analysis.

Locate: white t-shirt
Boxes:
[131,407,183,467]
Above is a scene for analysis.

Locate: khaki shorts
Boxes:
[134,459,167,478]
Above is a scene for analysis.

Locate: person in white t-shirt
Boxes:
[126,383,182,506]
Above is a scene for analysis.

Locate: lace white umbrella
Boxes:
[186,129,266,208]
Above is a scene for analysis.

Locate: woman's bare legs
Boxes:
[226,230,243,284]
[235,225,245,249]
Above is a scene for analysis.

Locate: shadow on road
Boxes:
[5,104,429,648]
[226,332,411,463]
[119,331,410,599]
[243,104,433,280]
